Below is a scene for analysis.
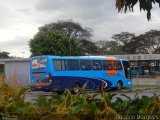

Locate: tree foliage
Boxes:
[144,30,160,53]
[39,20,92,41]
[122,34,152,54]
[96,40,126,55]
[98,30,160,55]
[105,41,121,51]
[29,19,160,56]
[104,50,126,55]
[79,39,99,55]
[112,32,135,45]
[29,20,98,56]
[0,51,9,59]
[116,0,160,20]
[29,31,80,56]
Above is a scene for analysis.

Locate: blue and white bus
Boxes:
[30,55,132,93]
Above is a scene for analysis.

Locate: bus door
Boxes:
[122,61,132,79]
[31,57,48,83]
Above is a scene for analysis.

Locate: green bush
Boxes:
[0,80,160,120]
[0,81,40,119]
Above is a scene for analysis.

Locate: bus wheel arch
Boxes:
[117,80,123,90]
[72,82,81,94]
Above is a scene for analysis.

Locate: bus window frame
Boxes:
[53,59,67,71]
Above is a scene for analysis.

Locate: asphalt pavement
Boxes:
[132,76,160,85]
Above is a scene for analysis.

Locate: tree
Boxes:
[116,0,160,20]
[112,32,135,45]
[111,31,160,54]
[111,32,135,54]
[155,47,160,53]
[95,40,107,49]
[79,39,99,55]
[123,30,160,54]
[95,40,108,54]
[105,41,121,51]
[143,30,160,53]
[36,20,98,55]
[106,30,160,54]
[96,40,121,50]
[29,31,80,56]
[95,40,126,55]
[122,34,153,54]
[0,51,9,59]
[39,20,92,41]
[104,41,126,55]
[104,50,126,55]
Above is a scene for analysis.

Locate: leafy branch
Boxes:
[116,0,160,20]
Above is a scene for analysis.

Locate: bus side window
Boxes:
[67,60,80,70]
[114,65,118,70]
[117,61,122,70]
[80,60,91,70]
[113,61,122,70]
[113,61,118,70]
[53,59,66,71]
[92,60,102,70]
[103,60,113,70]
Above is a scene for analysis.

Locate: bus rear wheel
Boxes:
[72,83,80,94]
[117,81,123,90]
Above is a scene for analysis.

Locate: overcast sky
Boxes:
[0,0,160,58]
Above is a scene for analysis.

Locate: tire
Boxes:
[72,83,80,94]
[117,81,123,90]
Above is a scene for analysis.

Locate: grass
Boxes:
[0,74,4,87]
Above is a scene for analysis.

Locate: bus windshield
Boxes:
[122,61,132,79]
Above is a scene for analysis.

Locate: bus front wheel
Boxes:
[117,81,123,90]
[72,83,80,94]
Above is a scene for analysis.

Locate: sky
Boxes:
[0,0,160,58]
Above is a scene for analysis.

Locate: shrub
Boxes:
[0,80,160,120]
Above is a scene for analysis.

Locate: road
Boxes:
[132,76,160,85]
[25,87,160,103]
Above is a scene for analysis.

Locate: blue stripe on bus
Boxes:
[31,76,112,92]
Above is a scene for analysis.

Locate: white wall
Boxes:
[5,61,30,87]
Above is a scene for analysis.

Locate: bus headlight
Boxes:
[128,82,131,84]
[49,79,52,83]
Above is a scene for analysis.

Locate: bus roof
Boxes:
[31,55,128,61]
